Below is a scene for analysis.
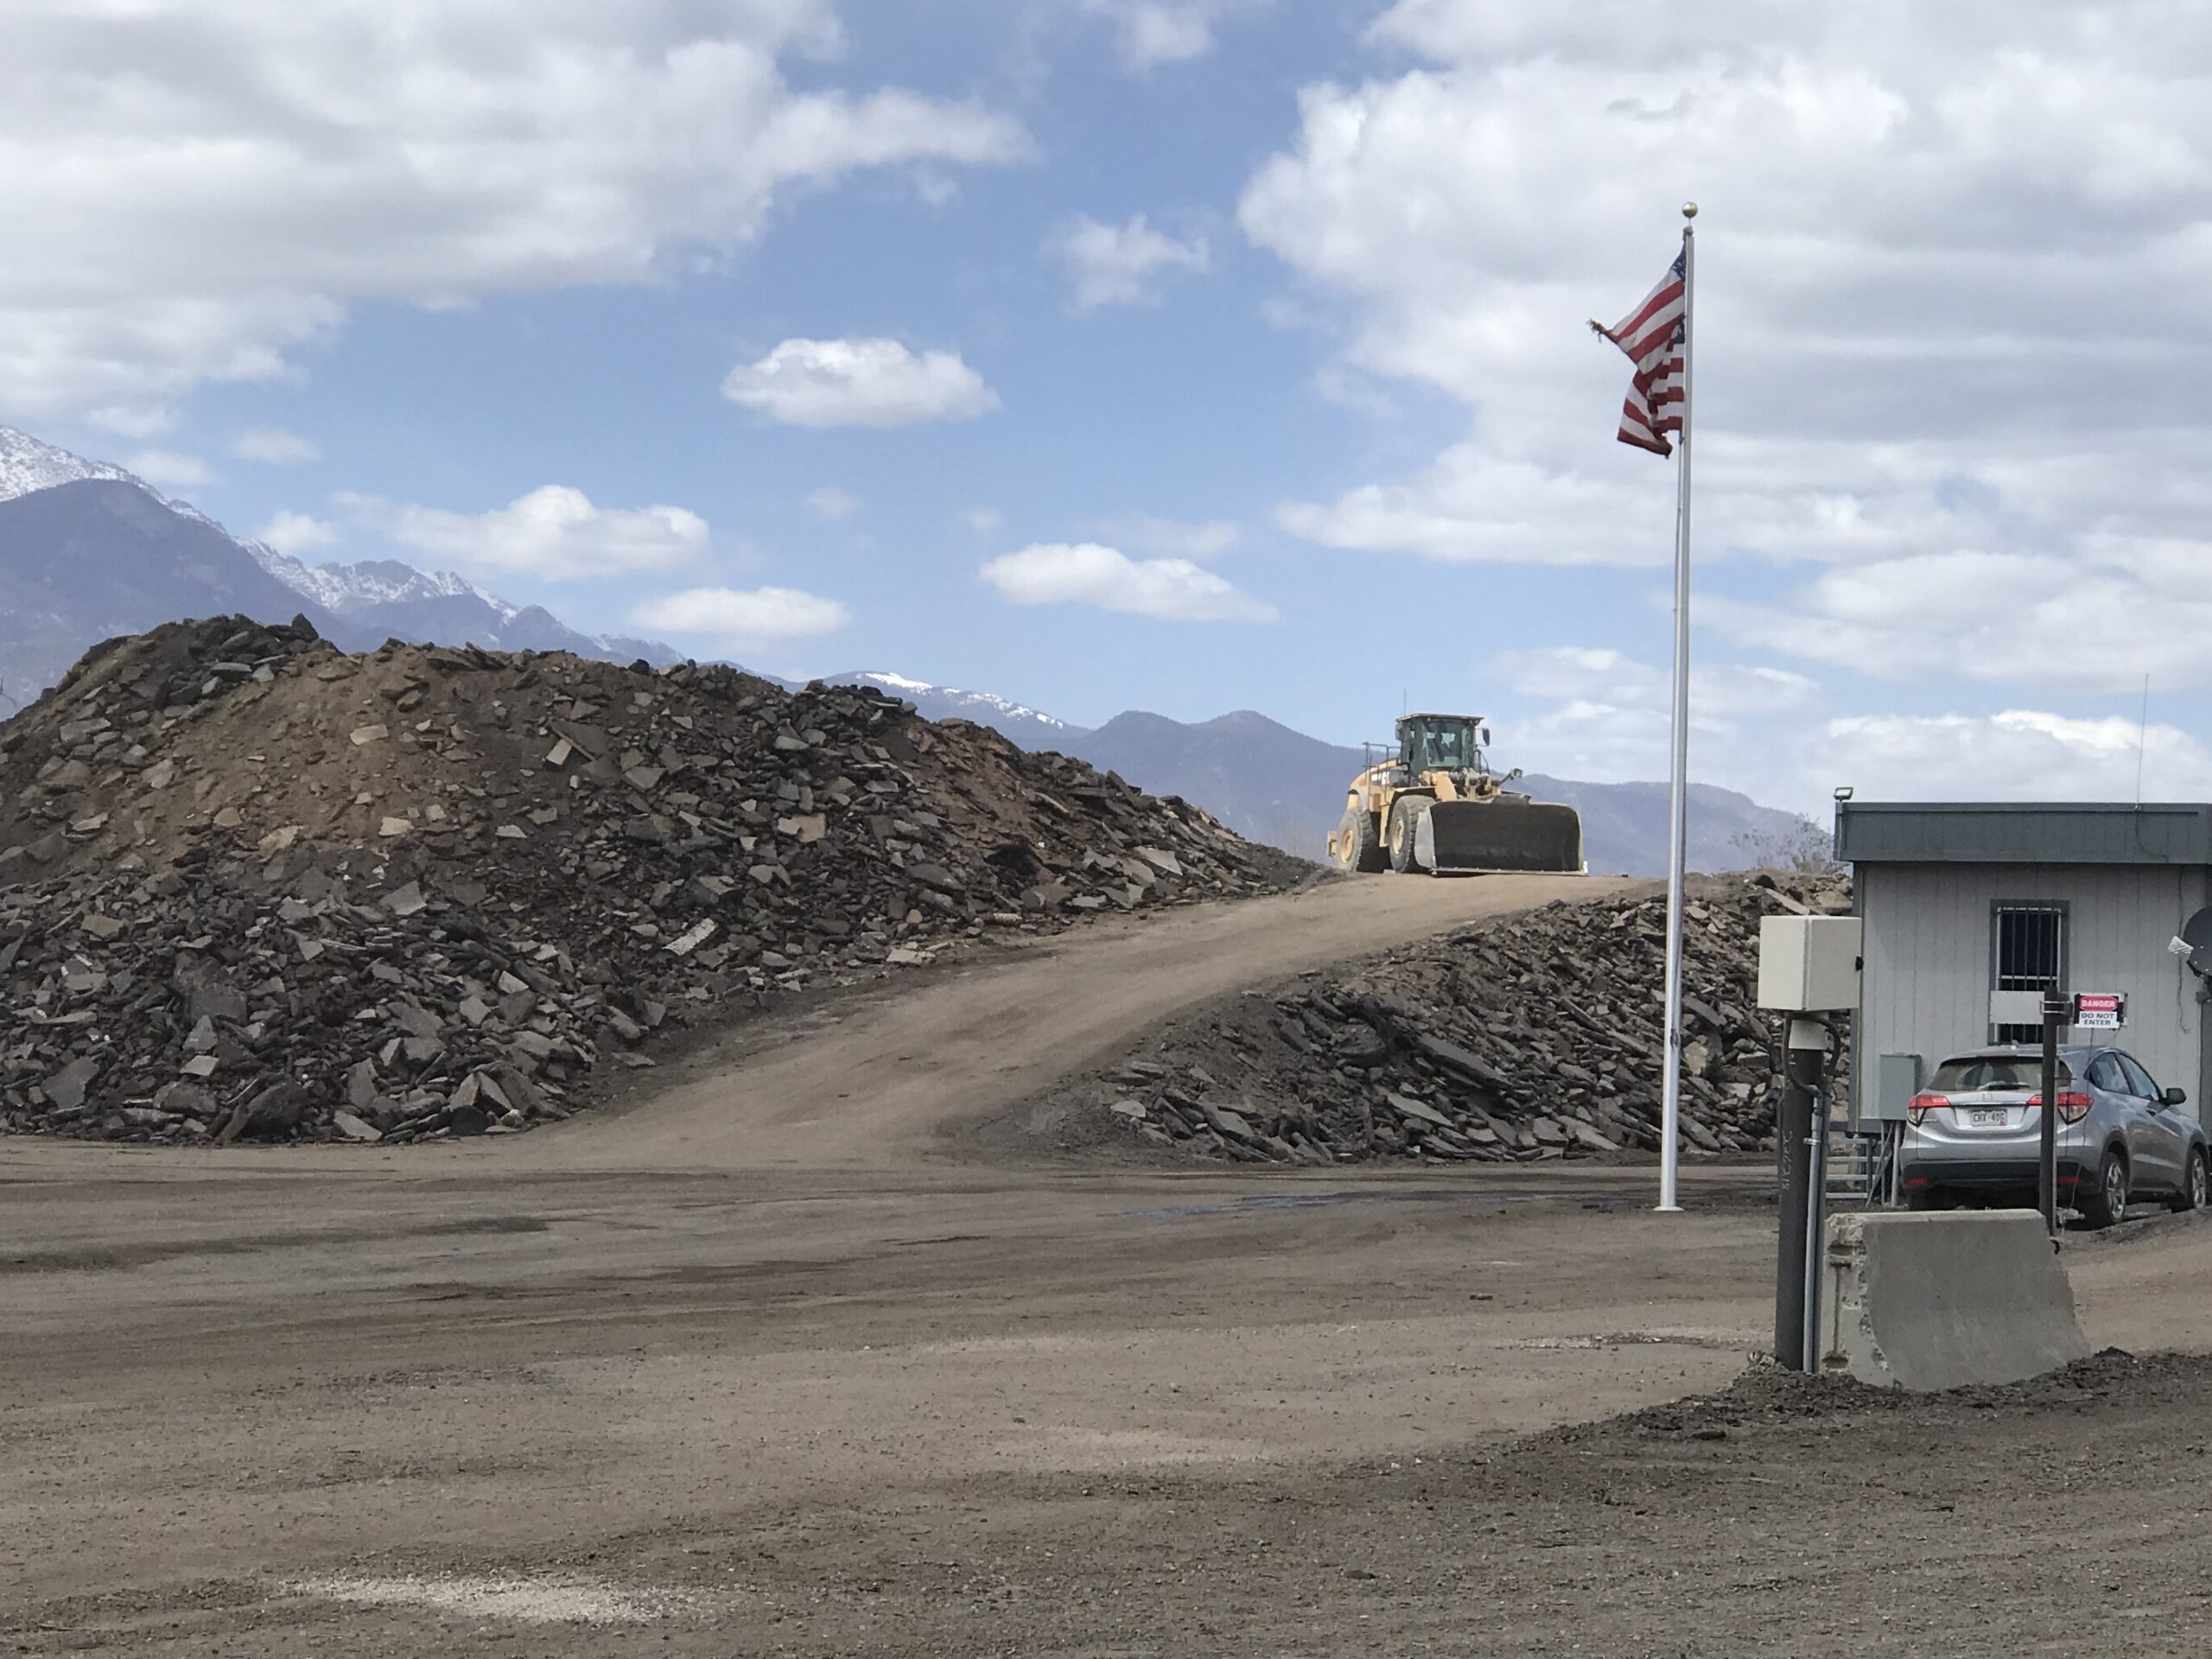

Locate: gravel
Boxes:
[0,613,1304,1143]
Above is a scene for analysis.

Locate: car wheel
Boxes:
[2082,1149,2129,1230]
[2175,1148,2208,1214]
[1904,1185,1936,1212]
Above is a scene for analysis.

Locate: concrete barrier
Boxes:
[1820,1211,2091,1392]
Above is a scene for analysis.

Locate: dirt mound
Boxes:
[1045,871,1848,1165]
[0,615,1304,1144]
[1522,1344,2156,1461]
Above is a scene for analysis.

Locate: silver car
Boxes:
[1900,1044,2209,1228]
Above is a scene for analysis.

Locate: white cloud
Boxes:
[632,585,849,645]
[255,510,337,556]
[1079,2,1267,69]
[804,486,861,521]
[0,3,1027,418]
[1819,711,2212,804]
[356,485,708,581]
[1496,645,1817,713]
[1700,545,2212,696]
[722,338,998,429]
[125,449,214,491]
[1310,362,1401,420]
[86,404,172,439]
[230,427,319,465]
[1280,445,1671,567]
[1487,640,2212,811]
[962,505,1005,535]
[1240,3,2212,682]
[980,542,1276,622]
[1049,214,1209,308]
[1491,645,1820,786]
[1101,515,1240,559]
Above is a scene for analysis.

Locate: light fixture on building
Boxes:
[1834,785,1855,803]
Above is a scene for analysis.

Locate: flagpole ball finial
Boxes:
[1681,200,1699,219]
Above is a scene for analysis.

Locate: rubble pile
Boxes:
[1074,873,1851,1166]
[0,615,1302,1143]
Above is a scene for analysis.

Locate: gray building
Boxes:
[1838,802,2212,1126]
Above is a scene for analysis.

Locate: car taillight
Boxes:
[2028,1090,2094,1123]
[1908,1092,1947,1127]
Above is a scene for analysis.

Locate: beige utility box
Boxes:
[1757,915,1863,1013]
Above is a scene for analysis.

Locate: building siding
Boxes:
[1839,803,2212,867]
[1855,861,2212,1124]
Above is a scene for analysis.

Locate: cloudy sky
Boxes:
[8,0,2210,813]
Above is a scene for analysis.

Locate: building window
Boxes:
[1993,903,2066,1044]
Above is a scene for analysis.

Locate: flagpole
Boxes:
[1656,200,1697,1214]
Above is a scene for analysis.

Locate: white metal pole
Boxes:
[1657,202,1697,1214]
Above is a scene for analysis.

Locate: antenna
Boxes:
[2137,673,2151,805]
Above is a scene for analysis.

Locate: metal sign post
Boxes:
[2038,990,2069,1235]
[1757,916,1863,1373]
[1802,1068,1829,1371]
[1772,1025,1816,1369]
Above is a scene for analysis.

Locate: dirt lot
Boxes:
[8,874,2212,1655]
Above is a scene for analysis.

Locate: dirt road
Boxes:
[10,869,2212,1653]
[3,869,1635,1179]
[0,1161,1778,1654]
[10,1150,2212,1656]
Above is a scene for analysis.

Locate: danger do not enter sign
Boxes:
[2074,993,2126,1030]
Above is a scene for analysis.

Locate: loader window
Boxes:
[1404,721,1478,772]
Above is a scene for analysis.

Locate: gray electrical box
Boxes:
[1756,915,1864,1013]
[1868,1052,1923,1126]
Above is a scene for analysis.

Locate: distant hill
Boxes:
[0,425,679,708]
[247,543,680,666]
[0,479,319,701]
[1068,709,1348,860]
[0,423,1820,876]
[814,671,1076,750]
[1060,708,1818,876]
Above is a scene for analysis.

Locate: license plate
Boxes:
[1967,1108,2011,1127]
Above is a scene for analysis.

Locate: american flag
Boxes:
[1593,251,1687,456]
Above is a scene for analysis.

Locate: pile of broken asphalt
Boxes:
[0,614,1305,1145]
[1058,870,1851,1165]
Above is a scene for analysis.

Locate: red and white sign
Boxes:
[2075,993,2126,1030]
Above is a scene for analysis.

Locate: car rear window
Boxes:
[1929,1057,2071,1092]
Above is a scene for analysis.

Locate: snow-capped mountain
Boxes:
[0,476,325,703]
[821,671,1074,747]
[0,427,1810,875]
[0,425,685,697]
[0,425,232,538]
[242,541,677,664]
[0,425,144,504]
[247,543,503,617]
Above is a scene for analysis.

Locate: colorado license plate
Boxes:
[1968,1108,2010,1127]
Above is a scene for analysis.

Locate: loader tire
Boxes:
[1387,797,1429,874]
[1335,805,1386,874]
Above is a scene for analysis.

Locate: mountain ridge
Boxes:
[0,425,1816,875]
[0,425,682,695]
[1062,705,1815,877]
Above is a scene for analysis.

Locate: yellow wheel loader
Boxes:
[1327,714,1585,876]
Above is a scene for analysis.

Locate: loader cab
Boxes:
[1397,714,1488,778]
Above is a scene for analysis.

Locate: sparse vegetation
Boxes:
[1731,816,1840,874]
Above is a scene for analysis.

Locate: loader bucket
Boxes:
[1415,799,1586,874]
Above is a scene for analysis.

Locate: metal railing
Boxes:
[1822,1127,1898,1207]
